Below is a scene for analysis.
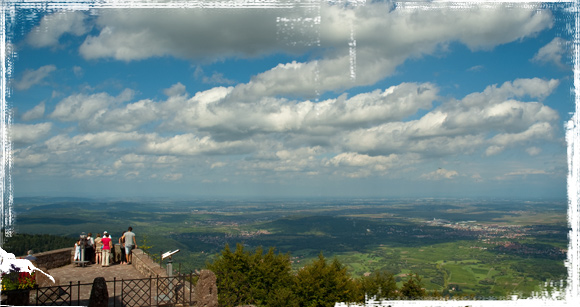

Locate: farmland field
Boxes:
[6,197,568,298]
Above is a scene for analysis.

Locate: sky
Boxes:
[4,0,576,200]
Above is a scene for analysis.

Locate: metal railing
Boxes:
[28,272,198,306]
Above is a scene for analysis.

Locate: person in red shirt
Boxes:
[101,231,112,267]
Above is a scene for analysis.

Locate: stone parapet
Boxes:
[32,247,74,270]
[131,249,167,277]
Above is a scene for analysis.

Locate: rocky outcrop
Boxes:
[194,269,218,307]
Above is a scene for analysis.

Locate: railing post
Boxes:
[69,281,72,305]
[113,277,116,307]
[121,278,124,307]
[77,281,81,305]
[156,275,159,305]
[149,275,152,306]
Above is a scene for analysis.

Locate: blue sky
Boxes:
[5,1,575,199]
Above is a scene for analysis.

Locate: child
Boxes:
[74,239,81,264]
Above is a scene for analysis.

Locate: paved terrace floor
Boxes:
[47,262,146,285]
[32,262,159,306]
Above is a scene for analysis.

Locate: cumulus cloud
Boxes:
[26,11,90,48]
[49,89,135,125]
[13,65,56,91]
[12,149,50,167]
[142,134,252,156]
[163,82,187,97]
[79,7,285,61]
[532,37,569,69]
[89,99,160,132]
[421,168,459,180]
[194,67,236,85]
[168,82,438,137]
[21,102,46,121]
[344,78,559,157]
[11,3,563,188]
[10,123,52,145]
[325,152,400,178]
[76,3,552,98]
[35,74,560,182]
[45,131,147,152]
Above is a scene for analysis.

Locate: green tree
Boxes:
[400,273,426,300]
[358,270,398,300]
[206,243,295,307]
[293,253,358,307]
[2,233,72,256]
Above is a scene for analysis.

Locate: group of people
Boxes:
[73,227,137,267]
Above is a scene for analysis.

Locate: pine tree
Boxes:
[359,270,398,300]
[293,253,358,307]
[400,273,426,300]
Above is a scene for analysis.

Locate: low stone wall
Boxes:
[33,247,74,270]
[131,249,167,278]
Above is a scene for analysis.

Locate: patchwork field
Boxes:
[7,197,568,298]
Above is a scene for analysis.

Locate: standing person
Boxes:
[122,227,137,265]
[101,231,112,267]
[119,231,127,265]
[86,233,95,264]
[74,239,81,263]
[24,250,37,262]
[94,233,103,265]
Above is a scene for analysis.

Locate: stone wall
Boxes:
[131,249,167,277]
[32,247,74,270]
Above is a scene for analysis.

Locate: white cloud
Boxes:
[421,168,459,180]
[79,7,284,61]
[532,37,569,69]
[13,65,56,91]
[26,11,89,48]
[468,65,484,72]
[89,99,160,132]
[12,149,50,167]
[45,131,146,152]
[21,102,46,121]
[343,78,559,157]
[73,66,84,78]
[328,152,399,173]
[210,162,227,169]
[169,82,437,137]
[495,169,550,180]
[526,147,542,156]
[76,3,552,97]
[163,82,187,97]
[10,123,52,145]
[194,67,236,85]
[142,134,251,156]
[489,122,555,148]
[163,173,183,181]
[49,89,134,124]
